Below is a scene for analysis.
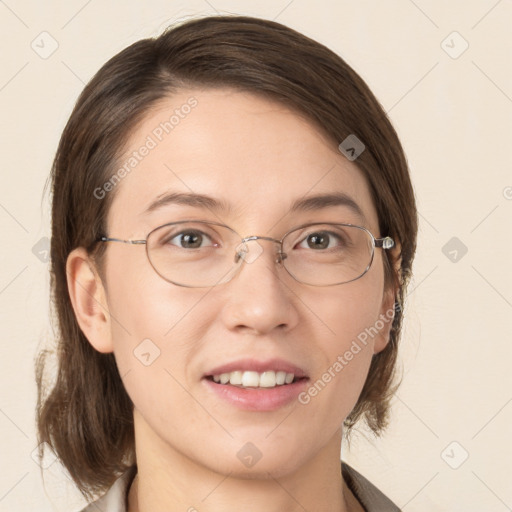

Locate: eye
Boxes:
[167,229,217,249]
[296,230,346,251]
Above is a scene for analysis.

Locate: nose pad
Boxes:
[234,240,263,264]
[277,251,287,263]
[233,238,287,266]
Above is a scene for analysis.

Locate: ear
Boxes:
[373,242,402,355]
[66,247,113,353]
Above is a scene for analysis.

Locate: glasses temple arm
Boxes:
[98,236,147,244]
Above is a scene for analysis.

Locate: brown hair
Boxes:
[36,14,417,500]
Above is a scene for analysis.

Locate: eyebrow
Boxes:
[290,192,366,222]
[142,192,234,216]
[141,191,366,222]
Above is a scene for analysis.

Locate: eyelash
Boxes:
[165,228,347,250]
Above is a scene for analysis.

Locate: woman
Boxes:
[36,14,417,512]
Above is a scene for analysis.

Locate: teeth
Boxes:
[276,371,286,385]
[211,370,297,388]
[242,371,260,387]
[229,370,243,385]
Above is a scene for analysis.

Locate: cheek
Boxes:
[105,246,211,337]
[104,249,217,383]
[104,262,222,440]
[298,274,386,418]
[313,274,385,353]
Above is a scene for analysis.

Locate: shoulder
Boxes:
[342,462,401,512]
[79,466,137,512]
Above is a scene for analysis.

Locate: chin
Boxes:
[204,441,310,480]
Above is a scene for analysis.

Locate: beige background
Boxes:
[1,1,511,511]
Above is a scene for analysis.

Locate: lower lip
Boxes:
[203,377,309,411]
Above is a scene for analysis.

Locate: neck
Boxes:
[127,411,362,512]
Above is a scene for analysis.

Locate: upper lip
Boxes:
[204,358,308,378]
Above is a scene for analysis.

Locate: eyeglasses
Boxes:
[97,220,394,288]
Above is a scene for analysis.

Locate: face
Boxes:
[84,88,395,478]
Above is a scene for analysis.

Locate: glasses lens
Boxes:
[146,221,374,287]
[281,223,374,286]
[147,221,241,287]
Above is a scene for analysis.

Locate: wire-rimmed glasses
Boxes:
[97,220,395,287]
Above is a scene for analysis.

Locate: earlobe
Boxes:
[66,247,114,353]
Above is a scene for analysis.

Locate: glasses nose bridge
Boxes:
[241,235,280,244]
[236,234,286,265]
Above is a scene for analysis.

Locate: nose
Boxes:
[219,238,299,335]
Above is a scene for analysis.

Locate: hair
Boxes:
[35,14,417,500]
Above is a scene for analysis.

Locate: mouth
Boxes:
[204,358,308,387]
[202,359,310,411]
[205,370,308,389]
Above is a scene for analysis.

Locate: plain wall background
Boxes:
[1,1,511,510]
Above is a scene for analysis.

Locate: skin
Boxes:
[67,88,397,512]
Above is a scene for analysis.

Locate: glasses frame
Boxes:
[97,220,395,288]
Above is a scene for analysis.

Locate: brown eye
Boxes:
[297,230,346,251]
[168,230,211,249]
[170,231,204,249]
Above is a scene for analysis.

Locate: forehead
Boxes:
[106,88,379,236]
